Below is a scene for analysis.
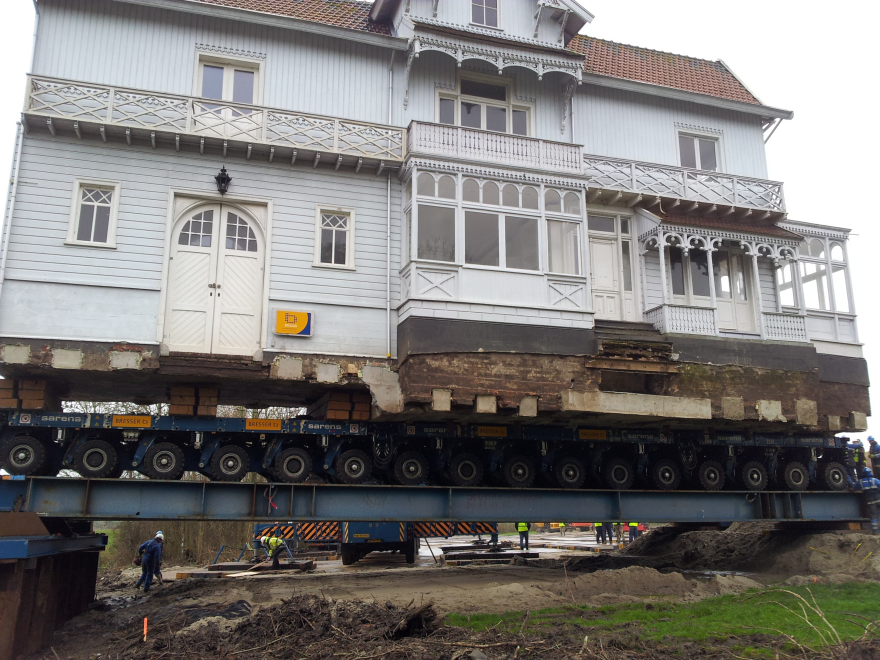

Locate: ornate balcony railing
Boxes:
[23,75,406,162]
[407,121,583,173]
[763,312,809,342]
[645,304,718,336]
[583,155,785,213]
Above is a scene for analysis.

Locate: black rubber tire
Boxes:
[143,442,185,480]
[821,462,848,491]
[449,453,483,487]
[2,435,46,475]
[554,456,586,489]
[210,445,250,482]
[502,455,536,488]
[604,457,634,490]
[783,461,809,492]
[651,458,682,491]
[336,449,372,484]
[341,545,358,566]
[73,438,118,479]
[394,451,429,486]
[740,460,769,492]
[698,460,725,491]
[405,537,416,564]
[273,447,312,483]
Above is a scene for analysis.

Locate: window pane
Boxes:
[547,220,580,275]
[417,173,435,197]
[698,138,717,171]
[714,252,731,299]
[77,205,95,242]
[830,243,844,262]
[587,215,615,233]
[486,105,506,132]
[732,255,747,301]
[202,65,224,100]
[512,110,528,136]
[461,79,506,102]
[544,189,561,213]
[92,205,111,243]
[621,241,633,292]
[418,205,455,262]
[777,263,796,307]
[800,262,829,310]
[832,265,850,313]
[502,184,519,207]
[485,6,498,27]
[482,181,499,205]
[809,239,825,259]
[463,179,480,202]
[232,70,254,104]
[689,250,711,297]
[404,211,411,264]
[563,192,579,215]
[471,1,484,24]
[438,176,456,199]
[439,97,455,125]
[669,249,685,296]
[678,135,696,169]
[505,216,539,270]
[461,102,482,129]
[334,230,347,265]
[465,211,499,266]
[620,218,629,234]
[522,186,539,209]
[320,228,334,264]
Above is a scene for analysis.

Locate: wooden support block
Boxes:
[170,395,197,405]
[20,400,47,411]
[169,386,196,396]
[198,396,218,405]
[326,400,352,411]
[0,398,20,409]
[351,392,372,403]
[17,380,48,392]
[196,405,217,416]
[198,387,220,397]
[325,409,350,420]
[327,391,351,402]
[0,381,15,393]
[351,411,370,421]
[169,404,194,415]
[352,402,371,412]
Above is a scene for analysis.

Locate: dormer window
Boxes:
[472,0,499,28]
[437,76,531,136]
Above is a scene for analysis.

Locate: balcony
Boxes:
[583,155,786,216]
[407,121,583,174]
[645,305,810,342]
[22,75,405,167]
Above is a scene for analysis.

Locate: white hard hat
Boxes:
[155,531,164,540]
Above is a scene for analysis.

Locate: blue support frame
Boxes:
[0,477,866,524]
[0,533,107,559]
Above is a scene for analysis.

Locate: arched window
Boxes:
[563,192,580,215]
[226,213,258,252]
[544,189,561,213]
[502,184,519,207]
[178,210,213,247]
[482,181,500,205]
[437,175,456,200]
[522,186,539,210]
[809,238,825,259]
[830,243,844,262]
[463,178,480,203]
[417,173,436,197]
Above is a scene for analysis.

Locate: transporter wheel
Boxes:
[336,449,372,484]
[2,435,46,476]
[603,457,634,490]
[143,442,185,480]
[740,461,769,492]
[651,459,682,491]
[73,439,119,479]
[211,445,250,482]
[405,537,416,564]
[554,456,586,489]
[273,447,312,483]
[341,545,358,566]
[449,452,483,487]
[502,455,536,488]
[394,451,429,486]
[697,460,725,491]
[783,461,809,492]
[821,462,848,491]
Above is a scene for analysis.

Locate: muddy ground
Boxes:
[23,525,880,660]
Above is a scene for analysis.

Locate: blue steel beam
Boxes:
[0,477,866,523]
[0,534,107,559]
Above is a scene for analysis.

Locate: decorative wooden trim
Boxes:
[195,43,266,60]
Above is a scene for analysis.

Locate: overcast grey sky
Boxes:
[0,0,873,439]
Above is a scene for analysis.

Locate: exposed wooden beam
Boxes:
[268,146,274,163]
[46,117,55,136]
[721,205,735,217]
[682,201,699,213]
[73,121,81,139]
[246,144,252,160]
[705,204,716,215]
[313,152,321,168]
[376,160,386,176]
[291,148,297,165]
[626,194,642,208]
[737,208,753,219]
[644,196,661,209]
[756,210,771,221]
[223,140,228,158]
[334,154,343,171]
[355,157,363,174]
[175,134,180,152]
[99,125,107,142]
[586,188,602,203]
[199,137,205,155]
[125,128,131,145]
[151,131,156,149]
[607,191,623,205]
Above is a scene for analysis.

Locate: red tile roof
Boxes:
[661,214,799,239]
[186,0,391,35]
[568,35,759,105]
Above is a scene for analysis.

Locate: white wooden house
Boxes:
[0,0,868,431]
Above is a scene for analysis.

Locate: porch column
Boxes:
[705,242,719,336]
[749,253,765,339]
[657,233,669,332]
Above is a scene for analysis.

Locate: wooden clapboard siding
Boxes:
[757,259,779,312]
[642,251,665,310]
[573,84,769,180]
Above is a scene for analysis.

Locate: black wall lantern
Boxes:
[215,167,232,195]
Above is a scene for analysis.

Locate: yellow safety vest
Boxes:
[262,536,284,551]
[628,522,638,527]
[594,523,602,527]
[516,522,529,532]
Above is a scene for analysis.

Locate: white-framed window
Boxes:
[547,219,581,275]
[678,133,719,171]
[195,54,262,106]
[65,179,121,248]
[798,236,851,313]
[471,0,499,28]
[437,75,531,136]
[313,206,355,269]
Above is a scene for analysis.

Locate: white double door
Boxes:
[590,237,637,321]
[164,204,265,356]
[713,249,755,333]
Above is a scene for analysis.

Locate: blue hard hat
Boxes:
[863,468,873,478]
[869,436,876,442]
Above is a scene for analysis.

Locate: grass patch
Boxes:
[447,582,880,649]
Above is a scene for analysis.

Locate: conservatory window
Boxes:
[418,205,456,263]
[547,220,580,275]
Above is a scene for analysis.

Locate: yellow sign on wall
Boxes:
[245,419,282,431]
[579,429,608,441]
[275,310,312,336]
[112,415,152,428]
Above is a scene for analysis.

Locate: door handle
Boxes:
[208,283,216,289]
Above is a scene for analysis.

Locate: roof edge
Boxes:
[112,0,409,50]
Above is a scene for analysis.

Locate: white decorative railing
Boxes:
[25,75,406,161]
[763,312,809,342]
[583,155,785,212]
[644,304,718,335]
[408,121,583,173]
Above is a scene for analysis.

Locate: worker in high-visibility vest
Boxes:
[261,533,285,570]
[516,522,531,550]
[628,522,639,543]
[594,522,605,545]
